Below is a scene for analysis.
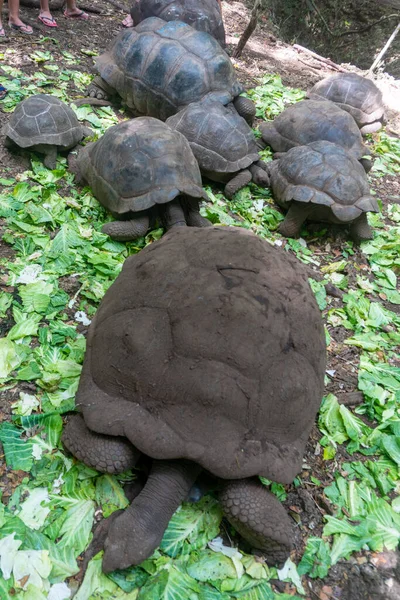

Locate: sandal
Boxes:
[9,22,33,34]
[0,84,7,100]
[38,14,58,27]
[63,9,89,20]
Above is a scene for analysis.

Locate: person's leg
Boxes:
[8,0,33,33]
[0,0,5,36]
[64,0,88,19]
[38,0,57,27]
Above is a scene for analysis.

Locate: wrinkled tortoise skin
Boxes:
[130,0,225,47]
[269,140,379,231]
[78,117,208,215]
[74,226,326,484]
[4,93,84,151]
[260,99,371,169]
[308,73,384,134]
[94,17,242,120]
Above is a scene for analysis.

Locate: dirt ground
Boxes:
[0,1,400,599]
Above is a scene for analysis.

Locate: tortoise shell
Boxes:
[4,94,84,150]
[130,0,226,47]
[260,99,370,167]
[76,226,326,484]
[78,117,208,215]
[308,73,384,133]
[95,17,242,121]
[166,101,259,176]
[269,140,379,223]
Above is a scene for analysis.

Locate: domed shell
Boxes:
[79,117,208,215]
[130,0,226,47]
[260,99,370,165]
[166,101,259,174]
[269,140,379,222]
[308,73,384,130]
[4,94,84,149]
[95,17,242,121]
[76,226,326,484]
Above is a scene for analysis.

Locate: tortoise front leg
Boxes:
[87,76,114,100]
[62,414,140,474]
[233,96,256,126]
[184,198,211,228]
[349,212,373,243]
[218,478,293,567]
[278,202,312,238]
[224,169,252,199]
[102,214,150,241]
[43,145,58,170]
[160,199,187,231]
[102,460,202,572]
[249,162,270,188]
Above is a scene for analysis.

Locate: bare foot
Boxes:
[63,8,89,19]
[122,14,133,27]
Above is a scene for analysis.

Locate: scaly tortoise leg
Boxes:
[87,76,114,100]
[62,414,140,474]
[349,212,373,243]
[43,146,58,170]
[102,460,202,572]
[218,478,293,567]
[224,169,252,199]
[101,214,150,241]
[233,96,256,126]
[183,198,211,228]
[160,199,187,230]
[249,162,270,187]
[278,202,312,238]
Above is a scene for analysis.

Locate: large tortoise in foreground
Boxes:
[71,117,210,240]
[307,73,385,135]
[269,140,379,241]
[84,18,255,124]
[166,101,269,198]
[62,226,326,573]
[259,99,372,172]
[3,94,91,169]
[130,0,226,47]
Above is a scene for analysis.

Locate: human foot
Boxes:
[38,13,58,27]
[9,19,33,34]
[122,14,133,27]
[63,9,89,19]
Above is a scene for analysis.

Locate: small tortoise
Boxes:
[3,94,91,170]
[130,0,226,47]
[259,99,372,172]
[166,101,269,198]
[71,117,210,241]
[268,140,379,241]
[62,225,326,572]
[84,17,255,124]
[307,73,385,135]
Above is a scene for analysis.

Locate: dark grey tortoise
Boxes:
[307,73,385,135]
[130,0,226,47]
[70,117,210,241]
[83,17,255,125]
[3,94,91,169]
[166,101,269,199]
[62,225,326,573]
[259,99,372,172]
[268,140,379,242]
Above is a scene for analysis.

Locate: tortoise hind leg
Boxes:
[233,96,256,126]
[62,414,140,474]
[349,213,373,243]
[184,198,211,228]
[160,199,187,230]
[102,215,150,241]
[218,478,293,567]
[278,202,312,238]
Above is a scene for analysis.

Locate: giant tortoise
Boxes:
[307,73,385,135]
[259,99,372,172]
[3,94,91,169]
[130,0,226,47]
[269,140,379,241]
[62,225,326,572]
[166,101,269,198]
[71,117,210,240]
[84,17,255,124]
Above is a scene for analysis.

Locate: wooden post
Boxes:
[367,21,400,76]
[233,0,261,58]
